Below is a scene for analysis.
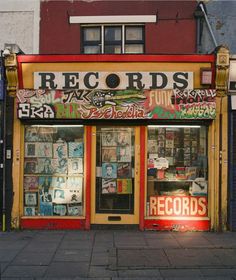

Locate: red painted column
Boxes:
[139,126,146,230]
[85,126,92,230]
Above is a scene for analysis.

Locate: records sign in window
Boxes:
[96,127,135,214]
[146,125,208,218]
[23,125,84,217]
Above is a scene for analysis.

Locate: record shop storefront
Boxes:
[11,54,227,231]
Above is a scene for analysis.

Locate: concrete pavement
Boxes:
[1,230,236,279]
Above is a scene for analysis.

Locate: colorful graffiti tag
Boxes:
[16,89,216,120]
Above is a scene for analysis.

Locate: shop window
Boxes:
[146,125,208,219]
[23,125,84,217]
[81,25,144,54]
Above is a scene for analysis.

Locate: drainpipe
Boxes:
[199,2,218,48]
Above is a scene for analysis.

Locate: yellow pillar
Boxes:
[4,53,22,229]
[11,100,23,228]
[209,45,229,231]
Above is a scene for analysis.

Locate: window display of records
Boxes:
[100,128,133,195]
[23,125,85,217]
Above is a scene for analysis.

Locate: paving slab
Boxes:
[94,231,114,243]
[0,240,28,250]
[211,249,236,266]
[165,248,222,267]
[115,237,147,248]
[144,232,175,239]
[88,265,118,278]
[206,238,236,249]
[118,249,169,268]
[0,249,21,262]
[54,249,91,262]
[0,262,9,274]
[173,236,214,248]
[163,276,233,280]
[45,262,89,278]
[59,240,93,250]
[200,268,236,276]
[1,278,35,280]
[11,251,54,266]
[112,276,164,280]
[146,238,181,248]
[118,268,162,277]
[159,268,202,277]
[63,231,95,241]
[23,241,59,253]
[2,265,47,278]
[33,232,64,242]
[91,251,110,266]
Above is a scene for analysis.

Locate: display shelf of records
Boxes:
[147,126,208,200]
[100,128,133,195]
[23,125,84,217]
[95,127,135,213]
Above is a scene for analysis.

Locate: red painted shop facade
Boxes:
[13,54,216,231]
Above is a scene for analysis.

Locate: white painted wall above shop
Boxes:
[0,0,40,54]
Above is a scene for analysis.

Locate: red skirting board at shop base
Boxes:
[20,218,86,230]
[144,219,210,231]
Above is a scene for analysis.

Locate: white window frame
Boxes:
[81,24,144,54]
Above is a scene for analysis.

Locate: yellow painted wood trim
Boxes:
[91,126,140,224]
[12,98,22,228]
[134,126,140,223]
[83,125,87,217]
[92,214,139,225]
[208,119,217,230]
[143,127,148,217]
[209,96,228,231]
[90,126,97,224]
[221,96,228,230]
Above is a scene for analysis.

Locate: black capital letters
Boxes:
[126,73,145,90]
[38,73,57,89]
[62,73,79,89]
[84,72,99,89]
[173,72,189,89]
[149,73,168,89]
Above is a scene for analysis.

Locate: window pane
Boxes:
[84,46,101,54]
[126,26,143,41]
[24,125,85,217]
[96,127,135,214]
[105,26,121,41]
[83,27,100,41]
[146,126,208,219]
[125,44,143,54]
[104,45,121,54]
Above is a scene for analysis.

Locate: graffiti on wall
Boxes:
[17,89,216,120]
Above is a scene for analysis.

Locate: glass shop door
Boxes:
[91,126,140,225]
